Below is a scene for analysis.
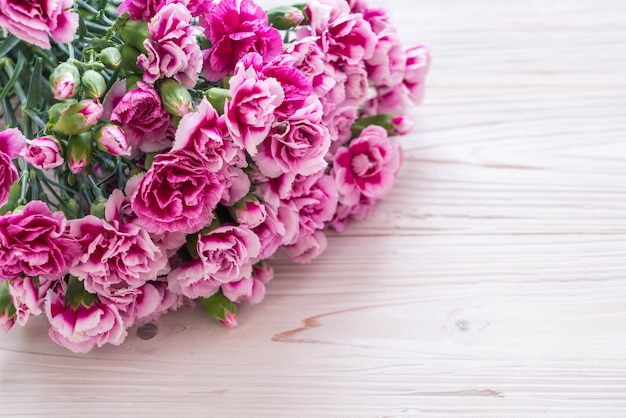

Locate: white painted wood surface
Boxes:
[2,0,626,416]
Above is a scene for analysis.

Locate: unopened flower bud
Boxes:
[99,47,122,70]
[21,136,64,170]
[55,99,103,136]
[390,116,413,135]
[0,282,16,333]
[50,62,80,100]
[205,88,230,114]
[125,74,142,91]
[0,180,21,215]
[159,79,193,117]
[266,5,305,29]
[229,195,266,228]
[120,44,144,74]
[65,276,97,309]
[93,124,130,156]
[90,197,108,218]
[81,70,107,99]
[119,20,149,54]
[201,291,238,328]
[66,132,93,174]
[60,195,83,219]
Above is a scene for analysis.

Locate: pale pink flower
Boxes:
[69,190,170,299]
[225,55,285,156]
[131,150,225,234]
[8,277,42,326]
[284,172,338,238]
[197,225,261,284]
[0,0,78,49]
[332,125,403,205]
[362,7,393,35]
[254,97,331,178]
[390,116,413,135]
[0,311,13,333]
[343,64,369,106]
[324,104,358,143]
[110,82,172,152]
[330,195,376,232]
[221,275,265,304]
[219,165,251,207]
[0,128,26,205]
[200,0,283,81]
[167,259,220,299]
[0,201,79,280]
[366,32,406,87]
[365,84,406,117]
[45,287,127,353]
[173,98,236,172]
[404,44,431,103]
[282,230,327,263]
[138,2,202,88]
[21,136,64,170]
[251,203,286,260]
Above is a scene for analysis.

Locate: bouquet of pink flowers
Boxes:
[0,0,429,352]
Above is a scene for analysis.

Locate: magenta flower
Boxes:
[225,55,285,156]
[138,2,202,88]
[332,125,403,206]
[110,82,172,152]
[0,128,26,205]
[0,0,78,49]
[261,55,313,119]
[232,198,267,229]
[218,165,251,207]
[197,225,261,284]
[69,189,170,299]
[131,150,225,234]
[330,194,375,232]
[0,201,79,281]
[200,0,283,81]
[117,0,161,21]
[366,32,406,87]
[21,136,64,170]
[45,287,127,353]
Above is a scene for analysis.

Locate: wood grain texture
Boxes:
[2,0,626,416]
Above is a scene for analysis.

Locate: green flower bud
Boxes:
[81,70,107,99]
[49,62,80,100]
[158,79,193,117]
[55,99,104,136]
[120,44,144,74]
[201,291,238,328]
[65,276,97,309]
[60,195,84,219]
[90,196,108,218]
[125,74,142,91]
[0,180,21,215]
[266,5,305,29]
[99,47,122,70]
[119,20,149,54]
[66,132,93,174]
[205,87,231,115]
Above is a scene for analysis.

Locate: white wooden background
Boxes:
[2,0,626,416]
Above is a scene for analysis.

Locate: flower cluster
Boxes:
[0,0,429,352]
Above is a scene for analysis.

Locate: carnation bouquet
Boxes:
[0,0,429,352]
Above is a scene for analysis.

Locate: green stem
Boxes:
[36,174,74,216]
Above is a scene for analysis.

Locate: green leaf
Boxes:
[64,275,97,309]
[0,281,13,312]
[78,15,88,39]
[26,57,43,110]
[2,97,17,127]
[0,53,25,102]
[201,291,237,324]
[0,35,20,59]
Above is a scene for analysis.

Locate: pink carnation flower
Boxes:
[282,230,327,264]
[0,201,79,281]
[8,277,43,326]
[117,0,161,21]
[366,32,407,87]
[69,190,170,299]
[404,44,431,104]
[167,259,220,299]
[0,0,78,49]
[138,2,202,88]
[131,150,225,234]
[251,203,286,260]
[0,128,26,206]
[21,136,64,170]
[45,286,127,353]
[110,82,172,152]
[200,0,283,81]
[225,54,285,156]
[332,125,403,205]
[221,274,265,304]
[197,225,261,284]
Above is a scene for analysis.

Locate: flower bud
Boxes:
[49,62,80,100]
[55,99,103,136]
[60,195,84,219]
[350,114,396,138]
[205,87,230,115]
[229,195,266,228]
[81,70,107,99]
[89,197,108,219]
[65,276,97,309]
[266,6,305,29]
[99,47,122,70]
[125,74,142,91]
[0,180,21,215]
[119,20,149,54]
[120,44,144,74]
[66,132,93,174]
[93,124,130,156]
[158,79,193,117]
[201,291,238,328]
[21,136,64,170]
